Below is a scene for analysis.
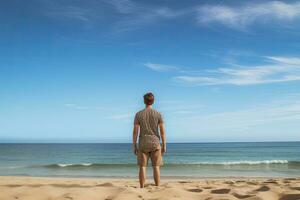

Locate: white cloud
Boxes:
[174,56,300,86]
[110,113,133,120]
[40,0,193,32]
[39,1,300,32]
[101,0,137,14]
[113,7,193,32]
[144,62,180,72]
[164,94,300,141]
[64,104,104,110]
[159,101,204,116]
[183,96,300,130]
[267,56,300,65]
[197,1,300,30]
[65,103,76,107]
[44,5,94,23]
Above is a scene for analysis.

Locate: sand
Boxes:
[1,176,300,200]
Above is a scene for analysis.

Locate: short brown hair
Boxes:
[143,92,154,105]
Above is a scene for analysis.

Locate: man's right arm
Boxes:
[133,113,140,155]
[159,123,166,154]
[132,124,139,155]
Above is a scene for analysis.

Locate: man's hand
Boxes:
[159,123,166,155]
[161,144,166,155]
[133,144,138,155]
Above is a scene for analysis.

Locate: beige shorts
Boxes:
[137,149,163,167]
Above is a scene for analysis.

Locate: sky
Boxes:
[1,0,300,142]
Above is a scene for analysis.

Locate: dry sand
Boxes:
[1,176,300,200]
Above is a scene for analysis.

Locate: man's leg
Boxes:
[138,151,149,188]
[151,149,163,186]
[153,166,160,186]
[139,166,146,188]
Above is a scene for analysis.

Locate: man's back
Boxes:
[134,108,163,152]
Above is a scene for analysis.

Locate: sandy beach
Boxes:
[1,176,300,200]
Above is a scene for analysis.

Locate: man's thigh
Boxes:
[150,149,163,166]
[137,151,149,167]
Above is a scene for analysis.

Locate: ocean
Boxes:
[0,142,299,178]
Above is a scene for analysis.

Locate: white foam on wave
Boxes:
[81,163,93,166]
[57,164,73,167]
[57,163,93,167]
[189,160,289,165]
[221,160,289,165]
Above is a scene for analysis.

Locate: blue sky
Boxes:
[1,0,300,142]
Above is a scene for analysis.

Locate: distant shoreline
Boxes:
[1,141,300,144]
[1,175,299,179]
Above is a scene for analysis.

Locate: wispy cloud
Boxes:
[267,56,300,65]
[182,95,300,131]
[39,0,300,32]
[64,104,104,110]
[113,6,193,32]
[65,103,135,120]
[101,0,137,14]
[109,113,133,120]
[43,4,94,24]
[173,56,300,86]
[144,62,180,72]
[197,1,300,30]
[39,0,194,32]
[159,101,204,116]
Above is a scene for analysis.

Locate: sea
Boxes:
[0,142,299,178]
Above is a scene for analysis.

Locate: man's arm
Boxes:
[132,124,139,155]
[159,123,166,154]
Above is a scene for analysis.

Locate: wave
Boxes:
[191,160,289,165]
[44,163,135,168]
[56,163,93,167]
[39,160,300,169]
[3,160,300,170]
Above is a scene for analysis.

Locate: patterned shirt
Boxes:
[134,108,164,152]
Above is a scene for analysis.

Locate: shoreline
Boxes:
[1,175,300,180]
[1,176,300,200]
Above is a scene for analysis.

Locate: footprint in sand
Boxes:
[284,178,296,181]
[254,185,270,192]
[246,181,258,185]
[263,179,278,184]
[62,193,73,200]
[242,197,263,200]
[211,188,231,194]
[290,187,300,191]
[186,188,203,193]
[179,181,191,184]
[97,182,114,187]
[279,194,300,200]
[232,192,255,199]
[224,181,235,185]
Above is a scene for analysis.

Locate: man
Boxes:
[132,92,166,188]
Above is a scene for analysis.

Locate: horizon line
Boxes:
[0,140,299,144]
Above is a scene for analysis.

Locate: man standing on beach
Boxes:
[132,92,166,188]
